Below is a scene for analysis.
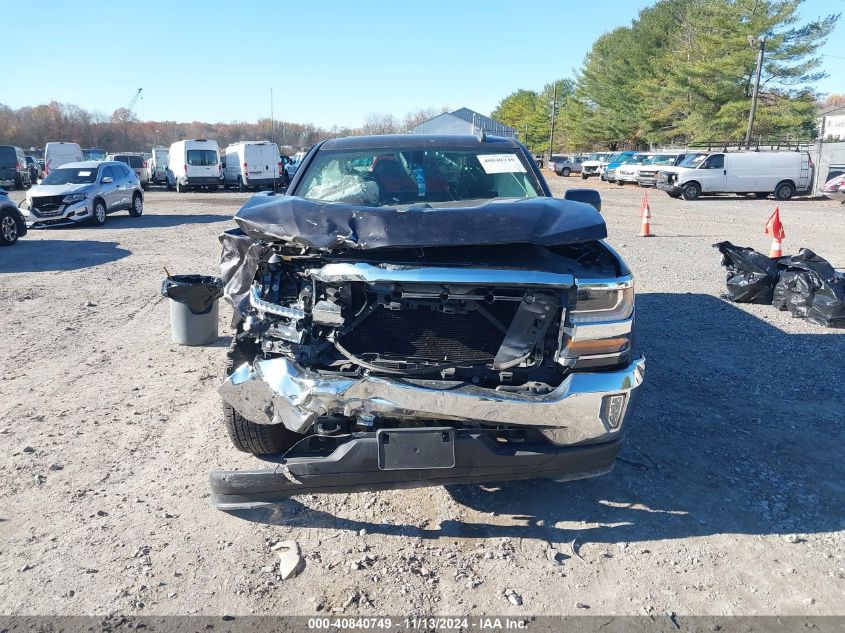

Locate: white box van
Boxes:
[223,141,280,191]
[44,142,83,177]
[149,147,170,184]
[656,150,813,200]
[168,139,220,192]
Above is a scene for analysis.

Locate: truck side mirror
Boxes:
[564,188,602,212]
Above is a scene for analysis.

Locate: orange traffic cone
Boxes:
[640,191,653,237]
[764,207,785,258]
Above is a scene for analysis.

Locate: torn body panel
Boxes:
[219,355,645,443]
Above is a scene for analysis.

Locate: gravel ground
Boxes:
[1,178,843,617]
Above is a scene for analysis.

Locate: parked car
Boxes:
[223,141,281,192]
[25,156,43,183]
[552,155,584,177]
[602,151,638,183]
[210,133,644,507]
[20,161,143,228]
[614,153,654,185]
[44,142,83,176]
[284,150,307,182]
[656,150,814,200]
[0,145,31,189]
[169,139,220,193]
[0,188,27,246]
[279,155,293,186]
[149,147,170,185]
[636,152,687,187]
[107,153,150,190]
[821,174,845,203]
[580,152,612,179]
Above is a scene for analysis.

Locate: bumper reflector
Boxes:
[603,394,627,429]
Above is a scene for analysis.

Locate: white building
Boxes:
[818,103,845,141]
[412,108,515,138]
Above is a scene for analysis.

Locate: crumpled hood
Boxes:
[29,183,92,197]
[232,193,607,251]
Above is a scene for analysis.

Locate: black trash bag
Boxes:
[774,249,845,327]
[772,270,807,312]
[161,275,224,314]
[713,241,780,304]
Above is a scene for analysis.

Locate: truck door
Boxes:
[261,145,275,181]
[699,154,726,192]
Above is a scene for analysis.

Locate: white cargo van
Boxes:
[44,142,83,177]
[656,150,813,200]
[223,141,281,191]
[149,147,170,184]
[168,139,220,192]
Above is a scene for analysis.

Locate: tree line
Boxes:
[0,101,447,154]
[493,0,839,153]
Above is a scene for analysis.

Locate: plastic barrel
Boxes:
[168,298,219,346]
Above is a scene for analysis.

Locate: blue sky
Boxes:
[4,0,843,128]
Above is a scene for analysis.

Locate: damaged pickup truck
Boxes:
[211,134,644,509]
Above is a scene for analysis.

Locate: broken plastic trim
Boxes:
[249,285,306,320]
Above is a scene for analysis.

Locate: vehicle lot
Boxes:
[1,183,843,616]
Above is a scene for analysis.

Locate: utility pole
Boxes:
[745,37,765,148]
[547,81,557,162]
[270,88,274,145]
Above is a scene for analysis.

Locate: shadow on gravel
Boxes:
[226,293,845,543]
[0,239,131,272]
[95,213,231,229]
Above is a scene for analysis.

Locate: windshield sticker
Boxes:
[477,154,527,174]
[78,171,92,176]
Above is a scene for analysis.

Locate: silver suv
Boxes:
[20,161,144,228]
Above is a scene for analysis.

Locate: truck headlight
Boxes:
[63,193,87,204]
[571,282,634,323]
[557,280,635,367]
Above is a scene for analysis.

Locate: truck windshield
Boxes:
[41,167,98,185]
[187,150,218,166]
[296,148,543,208]
[679,153,709,168]
[645,154,680,166]
[83,149,106,161]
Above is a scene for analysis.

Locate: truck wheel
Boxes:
[774,181,795,201]
[562,167,571,177]
[681,182,701,200]
[237,176,246,193]
[581,173,588,180]
[223,403,300,455]
[667,191,681,199]
[90,199,107,226]
[129,193,143,217]
[0,209,20,246]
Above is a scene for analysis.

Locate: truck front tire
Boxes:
[682,182,701,200]
[223,403,300,455]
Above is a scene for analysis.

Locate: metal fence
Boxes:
[809,141,845,194]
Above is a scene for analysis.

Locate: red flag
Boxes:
[764,207,785,239]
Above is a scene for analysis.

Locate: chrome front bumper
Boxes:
[219,356,645,445]
[21,200,91,227]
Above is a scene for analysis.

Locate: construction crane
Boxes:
[127,88,142,117]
